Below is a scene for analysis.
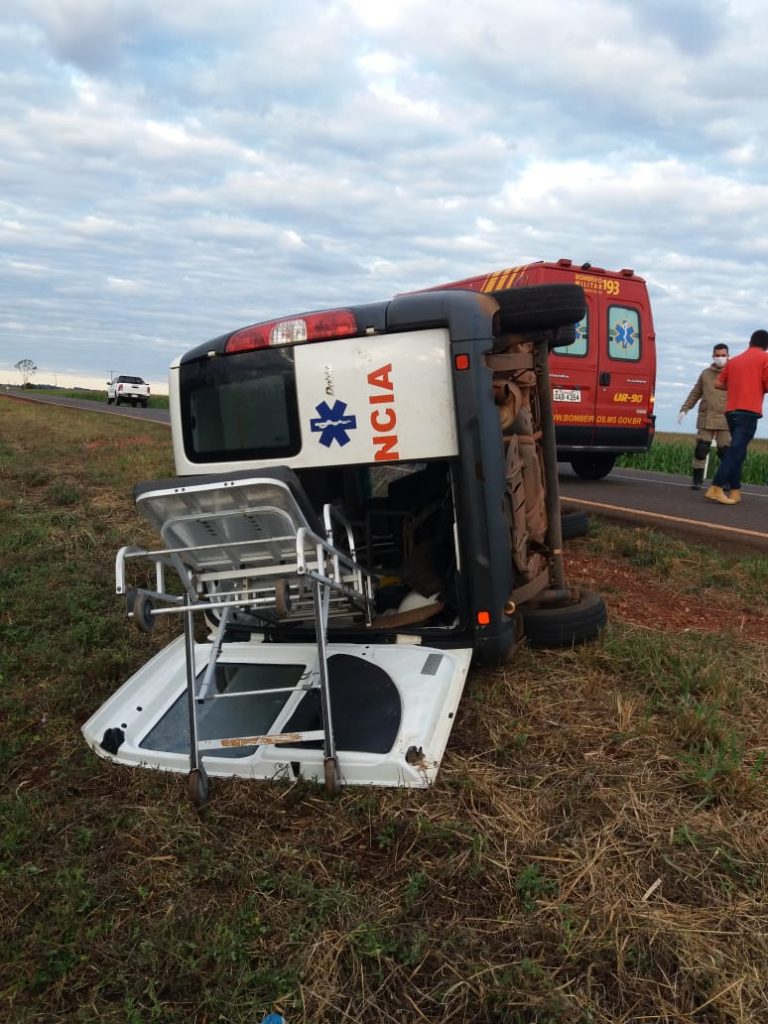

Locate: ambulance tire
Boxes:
[549,324,576,350]
[570,454,616,480]
[492,284,586,333]
[560,507,589,541]
[521,589,606,648]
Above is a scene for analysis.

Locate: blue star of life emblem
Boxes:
[309,399,357,447]
[614,320,636,349]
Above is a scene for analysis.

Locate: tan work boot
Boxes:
[705,485,737,505]
[727,489,742,504]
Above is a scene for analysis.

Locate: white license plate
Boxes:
[553,387,581,403]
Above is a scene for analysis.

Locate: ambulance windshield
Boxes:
[179,349,301,463]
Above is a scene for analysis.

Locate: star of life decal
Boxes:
[614,320,636,349]
[309,399,358,447]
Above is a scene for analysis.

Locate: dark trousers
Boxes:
[712,411,759,491]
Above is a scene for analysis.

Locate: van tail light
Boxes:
[225,310,358,354]
[147,385,151,394]
[117,383,123,392]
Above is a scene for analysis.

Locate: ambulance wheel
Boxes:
[522,588,606,648]
[324,756,340,795]
[570,454,616,480]
[549,323,576,350]
[560,507,589,541]
[492,284,586,334]
[188,767,210,806]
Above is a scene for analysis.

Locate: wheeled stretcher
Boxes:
[114,468,375,800]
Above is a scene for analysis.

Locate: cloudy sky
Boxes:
[2,0,768,434]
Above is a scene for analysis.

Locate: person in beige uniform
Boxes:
[677,343,730,490]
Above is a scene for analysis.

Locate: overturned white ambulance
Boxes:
[83,284,606,801]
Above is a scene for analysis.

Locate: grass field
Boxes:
[2,399,768,1024]
[618,431,768,484]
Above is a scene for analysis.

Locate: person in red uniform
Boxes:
[705,329,768,504]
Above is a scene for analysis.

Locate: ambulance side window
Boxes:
[608,306,641,362]
[553,312,588,357]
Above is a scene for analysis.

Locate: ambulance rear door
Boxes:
[593,293,654,452]
[549,295,598,447]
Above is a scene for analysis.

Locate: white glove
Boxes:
[677,411,686,424]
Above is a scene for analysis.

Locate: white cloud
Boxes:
[8,259,49,274]
[1,0,768,435]
[106,276,144,294]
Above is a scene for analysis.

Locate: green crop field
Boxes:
[618,431,768,483]
[2,399,767,1024]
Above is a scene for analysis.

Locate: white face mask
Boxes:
[713,355,728,368]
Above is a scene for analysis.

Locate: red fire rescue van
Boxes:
[432,258,657,479]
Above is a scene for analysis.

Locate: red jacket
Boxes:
[717,347,768,416]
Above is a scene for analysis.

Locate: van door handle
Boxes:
[599,372,611,386]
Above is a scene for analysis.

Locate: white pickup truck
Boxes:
[106,375,150,407]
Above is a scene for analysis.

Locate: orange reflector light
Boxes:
[477,610,490,626]
[455,354,470,371]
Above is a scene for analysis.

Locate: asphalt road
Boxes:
[5,390,768,553]
[559,465,768,553]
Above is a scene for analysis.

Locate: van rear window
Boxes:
[179,349,301,463]
[553,312,588,357]
[608,306,641,362]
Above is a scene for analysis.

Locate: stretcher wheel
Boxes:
[188,767,210,806]
[131,591,156,634]
[323,756,340,795]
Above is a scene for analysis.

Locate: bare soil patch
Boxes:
[566,546,768,644]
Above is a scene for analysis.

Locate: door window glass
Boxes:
[553,313,588,357]
[608,307,641,362]
[139,662,306,758]
[180,348,301,462]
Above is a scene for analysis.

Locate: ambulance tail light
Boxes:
[225,310,358,353]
